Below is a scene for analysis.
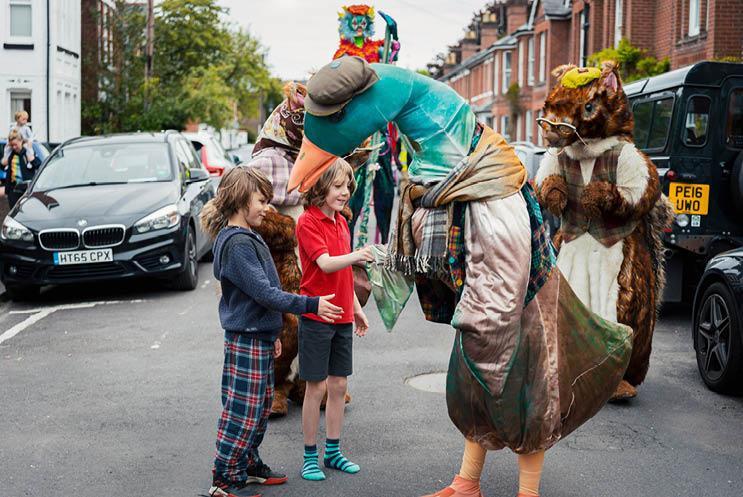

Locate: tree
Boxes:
[588,38,670,83]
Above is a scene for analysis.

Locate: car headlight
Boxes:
[134,204,181,234]
[0,216,34,242]
[675,214,690,228]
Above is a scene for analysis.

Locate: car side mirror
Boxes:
[232,154,241,165]
[187,168,210,183]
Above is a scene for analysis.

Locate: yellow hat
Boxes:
[288,136,339,193]
[561,67,602,88]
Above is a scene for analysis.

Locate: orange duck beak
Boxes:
[288,136,339,193]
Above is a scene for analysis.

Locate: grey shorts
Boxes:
[298,317,353,381]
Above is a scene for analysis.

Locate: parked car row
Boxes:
[0,131,215,298]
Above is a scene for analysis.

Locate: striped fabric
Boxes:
[302,445,326,481]
[323,439,360,474]
[213,333,275,483]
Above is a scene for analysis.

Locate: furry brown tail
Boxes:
[644,194,674,311]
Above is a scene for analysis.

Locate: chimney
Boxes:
[480,10,502,48]
[506,1,529,34]
[461,32,480,61]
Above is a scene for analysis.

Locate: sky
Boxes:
[218,0,492,81]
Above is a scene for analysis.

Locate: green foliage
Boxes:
[588,38,670,83]
[714,56,743,63]
[83,0,280,135]
[416,68,432,78]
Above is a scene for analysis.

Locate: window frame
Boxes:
[681,94,711,149]
[527,37,535,86]
[538,32,546,83]
[8,0,33,41]
[502,51,512,94]
[688,0,701,37]
[9,89,32,125]
[724,87,743,151]
[525,109,533,143]
[631,94,676,153]
[614,0,623,48]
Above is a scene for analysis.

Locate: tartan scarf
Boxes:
[387,126,526,278]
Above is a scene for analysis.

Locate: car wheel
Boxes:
[169,227,199,291]
[200,246,214,263]
[5,284,41,301]
[693,282,743,394]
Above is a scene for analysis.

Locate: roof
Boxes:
[63,131,178,148]
[543,0,572,18]
[624,61,743,96]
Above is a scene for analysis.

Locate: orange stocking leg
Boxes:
[516,450,545,497]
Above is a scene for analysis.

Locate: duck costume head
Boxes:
[287,56,477,192]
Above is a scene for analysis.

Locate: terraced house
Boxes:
[437,0,743,145]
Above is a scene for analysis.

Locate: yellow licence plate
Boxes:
[668,182,709,215]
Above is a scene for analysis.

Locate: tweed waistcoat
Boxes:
[558,144,637,247]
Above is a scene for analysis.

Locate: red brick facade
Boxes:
[438,0,743,145]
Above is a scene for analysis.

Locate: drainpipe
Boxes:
[46,0,50,141]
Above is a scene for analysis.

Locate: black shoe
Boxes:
[209,477,261,497]
[246,462,288,485]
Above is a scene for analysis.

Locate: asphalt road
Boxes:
[1,264,742,497]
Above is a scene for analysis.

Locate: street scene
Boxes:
[1,1,743,497]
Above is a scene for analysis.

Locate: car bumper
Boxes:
[0,226,188,287]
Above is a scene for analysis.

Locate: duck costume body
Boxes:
[288,56,634,497]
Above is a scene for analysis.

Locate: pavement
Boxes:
[0,264,742,497]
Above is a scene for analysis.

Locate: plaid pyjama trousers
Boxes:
[213,332,275,482]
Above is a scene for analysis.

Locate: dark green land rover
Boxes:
[625,61,743,302]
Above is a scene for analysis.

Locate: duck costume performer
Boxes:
[287,56,634,497]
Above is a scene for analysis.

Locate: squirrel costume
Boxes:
[535,62,673,401]
[288,56,634,497]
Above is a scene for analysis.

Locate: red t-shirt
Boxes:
[296,206,354,324]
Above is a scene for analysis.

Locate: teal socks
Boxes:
[323,438,360,474]
[302,445,326,481]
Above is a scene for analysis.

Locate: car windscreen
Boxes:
[205,138,232,167]
[34,142,173,190]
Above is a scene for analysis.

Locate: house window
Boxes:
[614,0,623,47]
[688,0,701,37]
[502,51,511,94]
[501,115,511,141]
[525,110,533,143]
[527,37,535,86]
[518,41,524,87]
[10,0,33,38]
[493,55,500,95]
[579,7,590,67]
[516,114,522,141]
[539,32,546,83]
[10,90,32,124]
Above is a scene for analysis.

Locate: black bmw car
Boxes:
[692,247,743,394]
[0,131,215,299]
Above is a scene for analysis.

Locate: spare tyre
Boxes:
[732,151,743,213]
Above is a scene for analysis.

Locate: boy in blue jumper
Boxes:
[201,166,342,497]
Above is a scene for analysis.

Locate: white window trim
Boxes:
[8,0,34,42]
[518,41,525,87]
[502,51,512,94]
[688,0,701,37]
[525,110,533,143]
[527,37,535,86]
[579,10,587,67]
[539,32,546,83]
[516,113,522,141]
[614,0,623,48]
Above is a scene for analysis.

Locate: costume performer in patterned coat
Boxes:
[286,55,634,497]
[333,4,399,63]
[535,62,673,402]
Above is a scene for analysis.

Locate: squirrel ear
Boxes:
[600,60,622,94]
[552,64,577,83]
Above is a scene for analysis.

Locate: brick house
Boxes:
[437,0,743,145]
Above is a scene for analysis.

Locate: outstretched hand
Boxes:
[318,294,344,323]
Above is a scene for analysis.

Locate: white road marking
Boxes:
[200,279,211,289]
[0,299,146,345]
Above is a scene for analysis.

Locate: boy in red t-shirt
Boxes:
[295,158,374,481]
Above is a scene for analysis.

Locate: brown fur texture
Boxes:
[537,174,568,217]
[540,61,673,394]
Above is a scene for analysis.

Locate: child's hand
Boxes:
[274,338,282,358]
[318,294,344,323]
[353,246,375,265]
[354,310,369,336]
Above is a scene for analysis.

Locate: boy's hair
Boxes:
[14,110,28,122]
[200,166,274,239]
[302,158,356,208]
[7,129,22,143]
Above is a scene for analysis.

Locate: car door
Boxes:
[173,138,208,257]
[178,138,214,256]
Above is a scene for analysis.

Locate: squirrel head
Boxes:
[540,61,633,149]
